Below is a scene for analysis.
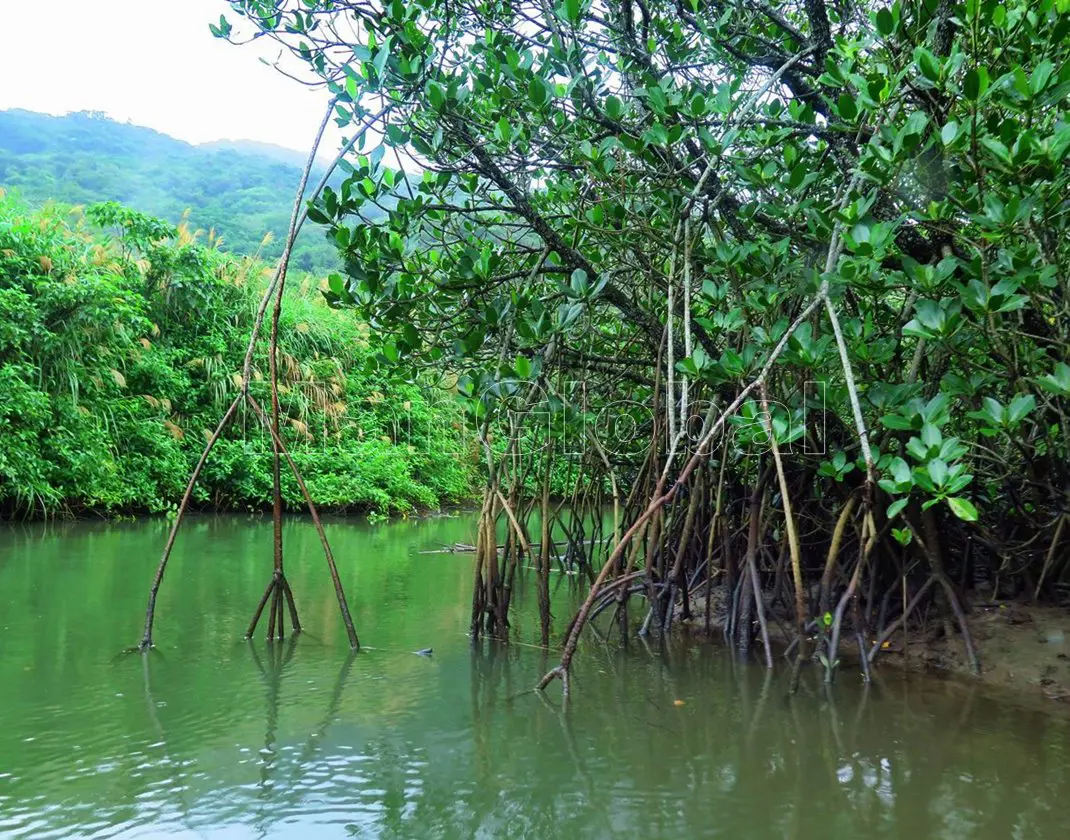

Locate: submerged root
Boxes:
[535,665,570,697]
[247,573,302,641]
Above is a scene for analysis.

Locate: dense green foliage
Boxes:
[0,109,342,274]
[222,0,1070,677]
[0,193,475,517]
[233,0,1069,560]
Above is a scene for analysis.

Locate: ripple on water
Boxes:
[4,517,1070,839]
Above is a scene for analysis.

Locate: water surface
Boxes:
[1,514,1068,838]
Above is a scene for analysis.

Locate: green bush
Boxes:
[0,194,476,517]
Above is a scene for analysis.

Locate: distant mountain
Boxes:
[0,109,340,273]
[198,138,312,169]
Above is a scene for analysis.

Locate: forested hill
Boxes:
[0,109,339,273]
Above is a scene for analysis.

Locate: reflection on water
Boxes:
[1,515,1068,838]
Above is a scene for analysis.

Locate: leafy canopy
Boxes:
[219,1,1070,569]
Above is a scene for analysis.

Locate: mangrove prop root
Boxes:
[819,496,858,620]
[907,521,980,676]
[762,384,807,693]
[826,513,875,684]
[246,573,301,641]
[134,99,369,652]
[1034,514,1067,600]
[247,394,360,650]
[245,159,298,647]
[247,576,277,639]
[744,476,773,669]
[536,290,829,692]
[138,393,242,650]
[283,576,301,633]
[536,159,872,693]
[867,576,937,664]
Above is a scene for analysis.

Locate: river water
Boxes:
[1,514,1068,838]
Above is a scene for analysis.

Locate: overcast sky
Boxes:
[0,0,339,152]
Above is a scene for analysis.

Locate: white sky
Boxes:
[0,0,339,153]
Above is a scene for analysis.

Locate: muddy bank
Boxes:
[682,590,1070,703]
[890,602,1070,701]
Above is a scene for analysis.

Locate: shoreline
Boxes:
[877,600,1070,702]
[0,499,480,525]
[683,591,1070,704]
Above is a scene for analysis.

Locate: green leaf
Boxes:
[906,436,929,461]
[838,93,858,120]
[1031,60,1054,95]
[1039,363,1070,395]
[980,137,1013,166]
[947,497,978,521]
[529,77,549,108]
[920,422,942,448]
[881,413,915,431]
[875,7,894,35]
[982,396,1005,425]
[963,67,988,100]
[914,47,941,83]
[1007,394,1036,425]
[428,82,446,110]
[570,268,589,295]
[644,123,669,146]
[940,120,959,145]
[1012,66,1031,98]
[927,458,949,488]
[887,498,909,519]
[902,110,930,139]
[645,85,668,114]
[306,203,330,225]
[564,0,582,24]
[373,43,390,76]
[891,456,912,485]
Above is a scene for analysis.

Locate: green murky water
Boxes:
[1,514,1068,838]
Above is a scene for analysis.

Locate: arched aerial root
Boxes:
[133,99,381,652]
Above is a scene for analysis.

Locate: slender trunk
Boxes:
[761,386,807,692]
[742,474,773,667]
[538,455,552,646]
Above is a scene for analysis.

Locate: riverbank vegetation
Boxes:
[0,192,475,518]
[213,0,1070,690]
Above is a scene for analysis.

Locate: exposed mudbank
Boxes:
[683,589,1070,703]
